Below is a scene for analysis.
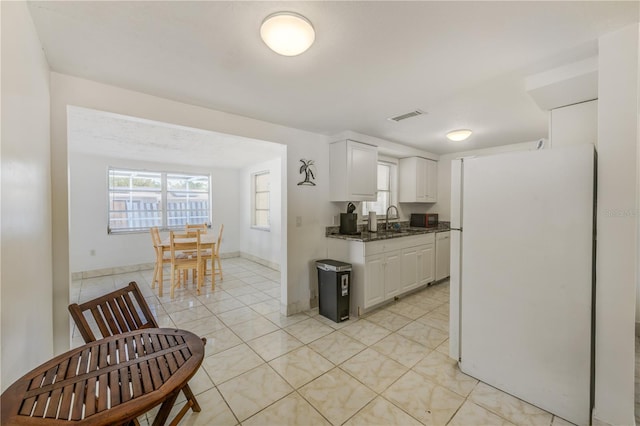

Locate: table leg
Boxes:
[150,389,180,426]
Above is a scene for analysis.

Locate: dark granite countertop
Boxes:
[326,223,450,242]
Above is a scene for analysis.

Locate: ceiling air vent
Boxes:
[387,109,426,122]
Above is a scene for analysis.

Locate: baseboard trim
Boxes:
[72,263,156,280]
[239,252,280,271]
[592,412,615,426]
[286,299,310,316]
[72,252,243,280]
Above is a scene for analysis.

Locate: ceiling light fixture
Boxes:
[260,12,315,56]
[446,129,473,141]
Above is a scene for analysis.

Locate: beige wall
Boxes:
[0,1,53,391]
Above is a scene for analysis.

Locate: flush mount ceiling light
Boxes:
[446,129,473,141]
[260,12,315,56]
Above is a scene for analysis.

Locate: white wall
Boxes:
[68,152,241,273]
[240,157,282,269]
[0,1,53,391]
[593,23,639,426]
[51,73,340,351]
[549,100,598,148]
[426,140,543,221]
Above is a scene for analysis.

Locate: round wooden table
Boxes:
[1,328,205,425]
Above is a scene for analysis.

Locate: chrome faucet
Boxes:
[386,205,399,231]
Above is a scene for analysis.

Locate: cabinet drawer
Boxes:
[363,240,386,257]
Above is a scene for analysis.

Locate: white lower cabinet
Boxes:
[400,247,419,293]
[383,250,402,299]
[363,254,385,307]
[418,242,436,285]
[327,233,437,316]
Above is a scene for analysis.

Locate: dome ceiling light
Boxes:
[446,129,473,141]
[260,12,315,56]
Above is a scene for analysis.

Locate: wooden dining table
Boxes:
[156,233,216,297]
[1,328,205,426]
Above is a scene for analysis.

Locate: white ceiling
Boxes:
[67,106,283,169]
[29,1,639,155]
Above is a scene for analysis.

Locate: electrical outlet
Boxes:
[89,249,96,256]
[296,216,302,227]
[333,215,339,225]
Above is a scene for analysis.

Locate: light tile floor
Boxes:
[71,257,573,426]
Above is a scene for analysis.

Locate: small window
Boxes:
[362,162,395,217]
[108,168,210,233]
[253,171,270,229]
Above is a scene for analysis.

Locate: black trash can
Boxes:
[316,259,352,323]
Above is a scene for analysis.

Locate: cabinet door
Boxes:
[416,158,428,202]
[384,250,402,299]
[400,247,419,293]
[348,141,378,200]
[418,243,435,285]
[425,160,438,202]
[364,254,385,308]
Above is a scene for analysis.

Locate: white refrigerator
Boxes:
[449,144,595,426]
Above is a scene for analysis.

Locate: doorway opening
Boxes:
[66,106,287,345]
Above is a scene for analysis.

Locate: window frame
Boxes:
[251,170,271,231]
[362,161,398,220]
[107,167,211,234]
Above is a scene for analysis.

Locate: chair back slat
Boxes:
[114,295,138,330]
[127,287,159,328]
[120,292,145,328]
[98,302,123,335]
[186,223,207,232]
[90,306,113,338]
[106,299,130,333]
[69,281,157,343]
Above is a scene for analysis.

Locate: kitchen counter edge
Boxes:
[326,225,450,242]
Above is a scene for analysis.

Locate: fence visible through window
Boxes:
[108,168,211,233]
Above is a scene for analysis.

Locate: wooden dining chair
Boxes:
[68,281,204,425]
[150,227,171,296]
[212,224,224,284]
[170,230,205,297]
[186,223,207,232]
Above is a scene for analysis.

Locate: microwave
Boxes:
[410,213,439,228]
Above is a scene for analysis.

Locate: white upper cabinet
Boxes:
[330,140,378,201]
[399,157,438,202]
